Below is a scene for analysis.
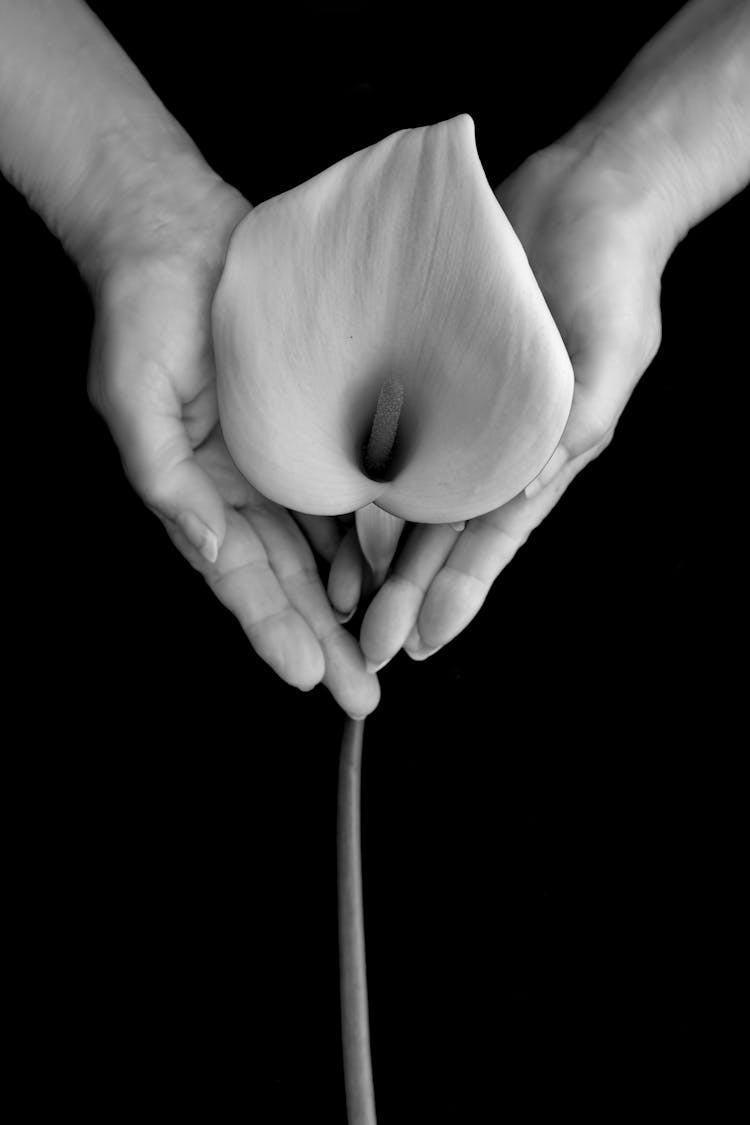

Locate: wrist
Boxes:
[62,121,230,286]
[558,0,750,254]
[551,119,688,268]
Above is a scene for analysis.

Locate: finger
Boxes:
[240,502,380,719]
[359,523,460,669]
[412,466,582,654]
[327,526,365,622]
[319,628,381,720]
[207,508,326,691]
[290,511,345,564]
[99,366,226,561]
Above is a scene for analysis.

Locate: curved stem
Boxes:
[338,716,377,1125]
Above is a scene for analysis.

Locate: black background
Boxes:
[5,2,744,1119]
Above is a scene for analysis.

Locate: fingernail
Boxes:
[450,521,466,532]
[346,712,368,723]
[176,511,219,563]
[404,624,421,651]
[333,606,356,624]
[524,478,543,499]
[407,644,442,662]
[365,657,391,675]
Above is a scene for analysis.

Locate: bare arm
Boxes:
[0,0,221,278]
[562,0,750,250]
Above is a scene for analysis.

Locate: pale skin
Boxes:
[1,2,748,715]
[0,0,379,721]
[346,0,750,669]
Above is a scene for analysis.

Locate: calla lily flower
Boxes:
[213,119,574,1124]
[213,113,573,584]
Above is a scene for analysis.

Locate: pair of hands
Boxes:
[87,142,668,720]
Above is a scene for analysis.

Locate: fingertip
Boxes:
[346,698,380,722]
[359,579,421,668]
[406,644,442,662]
[293,655,326,693]
[327,526,364,620]
[274,629,326,693]
[321,626,381,719]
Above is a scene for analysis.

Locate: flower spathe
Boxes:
[213,114,574,581]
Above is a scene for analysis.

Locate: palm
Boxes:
[352,146,664,668]
[89,182,379,719]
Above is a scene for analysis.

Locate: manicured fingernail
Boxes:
[333,606,356,624]
[365,657,391,675]
[450,521,466,532]
[346,712,368,722]
[407,644,442,662]
[176,511,219,563]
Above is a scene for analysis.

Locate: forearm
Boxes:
[562,0,750,246]
[0,0,218,276]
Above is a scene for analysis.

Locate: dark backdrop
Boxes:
[6,2,743,1120]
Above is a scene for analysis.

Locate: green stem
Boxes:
[338,716,377,1125]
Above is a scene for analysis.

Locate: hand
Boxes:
[345,141,671,670]
[87,170,379,720]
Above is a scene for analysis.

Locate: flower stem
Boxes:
[338,716,377,1125]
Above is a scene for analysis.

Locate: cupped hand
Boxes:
[344,140,672,670]
[87,171,379,720]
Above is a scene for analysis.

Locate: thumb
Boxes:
[158,458,227,565]
[98,378,227,563]
[135,445,227,565]
[524,345,633,498]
